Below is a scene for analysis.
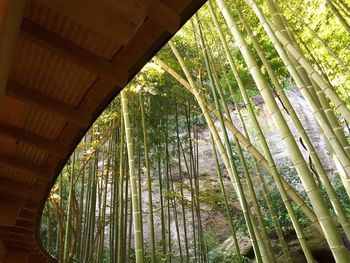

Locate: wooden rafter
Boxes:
[0,226,33,236]
[0,194,37,213]
[0,239,5,261]
[6,81,91,128]
[148,0,180,33]
[0,155,51,179]
[35,0,148,44]
[15,219,34,230]
[0,0,25,107]
[17,210,36,221]
[0,178,42,201]
[0,233,34,244]
[20,19,129,87]
[0,121,68,157]
[32,0,181,39]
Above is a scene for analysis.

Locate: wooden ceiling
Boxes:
[0,0,206,262]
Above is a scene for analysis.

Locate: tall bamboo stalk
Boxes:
[326,0,350,34]
[153,57,320,230]
[175,102,190,263]
[210,4,317,256]
[167,41,263,262]
[196,17,275,261]
[246,0,350,197]
[210,133,243,262]
[233,1,350,241]
[281,1,350,76]
[139,92,156,263]
[121,89,144,263]
[216,0,350,261]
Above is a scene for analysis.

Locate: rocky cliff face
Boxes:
[135,88,339,260]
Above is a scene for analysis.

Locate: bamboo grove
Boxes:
[40,0,350,262]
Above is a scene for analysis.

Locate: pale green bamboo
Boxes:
[281,1,350,76]
[175,103,190,263]
[210,2,314,260]
[157,142,167,257]
[153,57,320,231]
[335,0,350,17]
[180,141,198,262]
[139,92,156,263]
[63,153,75,263]
[223,74,292,262]
[121,89,144,263]
[205,38,275,261]
[247,0,350,197]
[206,50,272,262]
[168,40,263,262]
[165,120,172,263]
[262,1,350,124]
[117,113,125,263]
[272,0,350,159]
[235,3,350,241]
[326,0,350,34]
[265,0,350,195]
[210,132,243,262]
[217,0,350,261]
[47,207,51,254]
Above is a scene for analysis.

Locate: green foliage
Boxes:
[258,162,350,237]
[207,248,250,263]
[208,248,225,263]
[203,232,220,252]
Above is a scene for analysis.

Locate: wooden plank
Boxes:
[15,219,34,230]
[148,0,180,33]
[17,210,36,221]
[0,195,38,213]
[0,200,21,226]
[0,239,6,261]
[0,0,25,107]
[0,233,34,244]
[20,19,129,87]
[0,155,50,179]
[35,0,148,44]
[0,121,68,157]
[6,81,91,128]
[0,226,33,237]
[4,248,31,263]
[0,178,42,201]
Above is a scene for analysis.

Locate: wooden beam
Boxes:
[3,247,31,262]
[0,121,68,157]
[148,0,180,33]
[0,178,42,201]
[0,239,6,261]
[0,233,34,244]
[15,219,34,230]
[0,200,20,226]
[17,210,36,221]
[35,0,148,44]
[0,155,50,180]
[20,19,129,87]
[0,227,32,237]
[0,0,25,107]
[6,81,91,127]
[0,194,38,213]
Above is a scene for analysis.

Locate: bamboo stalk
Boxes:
[217,0,350,261]
[168,40,263,262]
[121,89,144,263]
[153,57,320,231]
